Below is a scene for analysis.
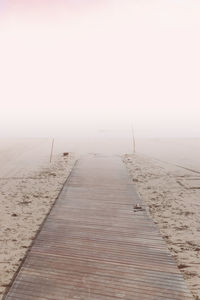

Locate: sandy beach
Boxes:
[0,149,75,299]
[0,138,200,299]
[1,0,200,297]
[124,153,200,300]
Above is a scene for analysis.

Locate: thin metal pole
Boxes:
[131,125,136,153]
[50,138,55,163]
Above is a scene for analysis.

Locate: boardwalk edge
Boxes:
[2,158,78,300]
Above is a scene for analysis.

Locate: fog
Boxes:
[1,0,200,139]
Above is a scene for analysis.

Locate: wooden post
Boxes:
[131,126,136,153]
[50,138,55,163]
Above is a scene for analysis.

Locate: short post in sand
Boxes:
[50,138,55,163]
[131,126,136,153]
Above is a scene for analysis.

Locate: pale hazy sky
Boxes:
[0,0,200,138]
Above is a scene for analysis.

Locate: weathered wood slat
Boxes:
[3,154,193,300]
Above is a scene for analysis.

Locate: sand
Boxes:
[135,138,200,172]
[124,153,200,300]
[0,152,75,299]
[1,137,200,299]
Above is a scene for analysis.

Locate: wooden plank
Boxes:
[3,154,193,300]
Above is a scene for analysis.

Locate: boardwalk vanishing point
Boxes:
[3,154,193,300]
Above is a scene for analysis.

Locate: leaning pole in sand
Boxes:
[50,138,55,163]
[131,125,136,153]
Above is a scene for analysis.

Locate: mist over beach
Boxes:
[1,0,200,169]
[1,0,200,299]
[1,137,200,174]
[1,0,200,142]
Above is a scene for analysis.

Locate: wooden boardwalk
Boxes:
[4,154,193,300]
